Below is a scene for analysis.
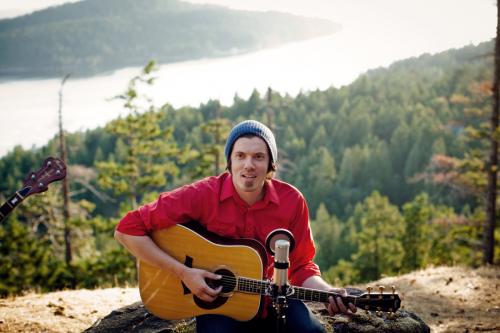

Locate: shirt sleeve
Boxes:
[115,182,205,235]
[288,194,321,286]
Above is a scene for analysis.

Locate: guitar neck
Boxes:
[235,277,354,304]
[0,187,30,222]
[234,276,401,312]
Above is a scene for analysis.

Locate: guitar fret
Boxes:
[236,277,268,294]
[289,287,331,303]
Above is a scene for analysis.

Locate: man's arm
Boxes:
[302,275,357,315]
[114,230,222,301]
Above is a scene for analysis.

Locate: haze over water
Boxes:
[0,0,495,157]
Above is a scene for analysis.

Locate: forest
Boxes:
[0,0,338,77]
[0,39,498,296]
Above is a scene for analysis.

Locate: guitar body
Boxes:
[139,222,267,321]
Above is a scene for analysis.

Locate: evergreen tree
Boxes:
[401,193,433,271]
[348,192,405,281]
[311,203,344,270]
[0,216,54,295]
[96,62,187,208]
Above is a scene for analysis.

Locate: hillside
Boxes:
[0,266,498,332]
[0,0,339,77]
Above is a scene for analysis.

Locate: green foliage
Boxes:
[401,193,434,271]
[311,203,345,270]
[0,216,53,295]
[189,101,231,178]
[97,62,186,208]
[347,192,405,282]
[426,206,484,267]
[323,259,360,286]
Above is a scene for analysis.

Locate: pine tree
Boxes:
[402,193,433,271]
[311,203,344,270]
[96,62,188,208]
[348,192,405,281]
[0,216,53,295]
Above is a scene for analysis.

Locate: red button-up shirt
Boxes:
[116,172,320,286]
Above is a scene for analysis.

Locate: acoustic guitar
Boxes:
[139,221,401,321]
[0,157,67,222]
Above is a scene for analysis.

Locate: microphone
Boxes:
[273,239,290,294]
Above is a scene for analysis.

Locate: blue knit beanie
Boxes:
[224,120,278,164]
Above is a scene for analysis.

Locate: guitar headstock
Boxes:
[21,157,67,196]
[354,286,401,313]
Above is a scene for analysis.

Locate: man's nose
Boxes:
[243,157,255,169]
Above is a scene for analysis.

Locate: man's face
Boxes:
[230,136,270,196]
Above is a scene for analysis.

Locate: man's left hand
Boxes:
[326,288,357,315]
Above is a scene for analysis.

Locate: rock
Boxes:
[84,301,195,333]
[85,289,430,333]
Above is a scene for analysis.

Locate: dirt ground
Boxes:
[0,265,499,333]
[374,265,500,333]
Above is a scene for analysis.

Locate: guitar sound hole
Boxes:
[208,268,236,294]
[194,268,236,310]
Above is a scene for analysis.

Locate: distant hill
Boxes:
[0,0,340,78]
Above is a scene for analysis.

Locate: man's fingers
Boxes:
[203,285,221,297]
[328,294,357,315]
[328,296,339,314]
[336,297,348,313]
[205,271,222,280]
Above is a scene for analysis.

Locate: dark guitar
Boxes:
[0,157,66,222]
[139,221,401,321]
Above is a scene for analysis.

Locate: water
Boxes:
[0,32,491,157]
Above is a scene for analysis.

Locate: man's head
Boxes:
[224,120,278,174]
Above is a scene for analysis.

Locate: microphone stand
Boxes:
[270,240,291,333]
[272,284,289,332]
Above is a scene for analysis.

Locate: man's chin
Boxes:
[238,181,259,192]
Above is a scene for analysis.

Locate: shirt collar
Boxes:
[220,173,280,206]
[220,173,235,202]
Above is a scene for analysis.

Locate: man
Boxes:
[115,120,356,333]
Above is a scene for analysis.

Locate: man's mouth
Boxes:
[242,175,257,179]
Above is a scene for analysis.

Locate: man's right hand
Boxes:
[180,267,223,302]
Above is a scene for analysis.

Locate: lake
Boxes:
[0,32,489,157]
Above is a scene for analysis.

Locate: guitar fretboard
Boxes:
[234,277,355,304]
[236,277,268,294]
[0,187,30,222]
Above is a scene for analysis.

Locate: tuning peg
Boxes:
[31,174,36,180]
[47,161,52,167]
[391,285,396,295]
[389,312,395,320]
[378,286,385,294]
[367,286,372,295]
[56,170,61,175]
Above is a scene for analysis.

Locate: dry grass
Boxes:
[0,266,499,333]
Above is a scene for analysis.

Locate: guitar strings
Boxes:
[208,275,393,311]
